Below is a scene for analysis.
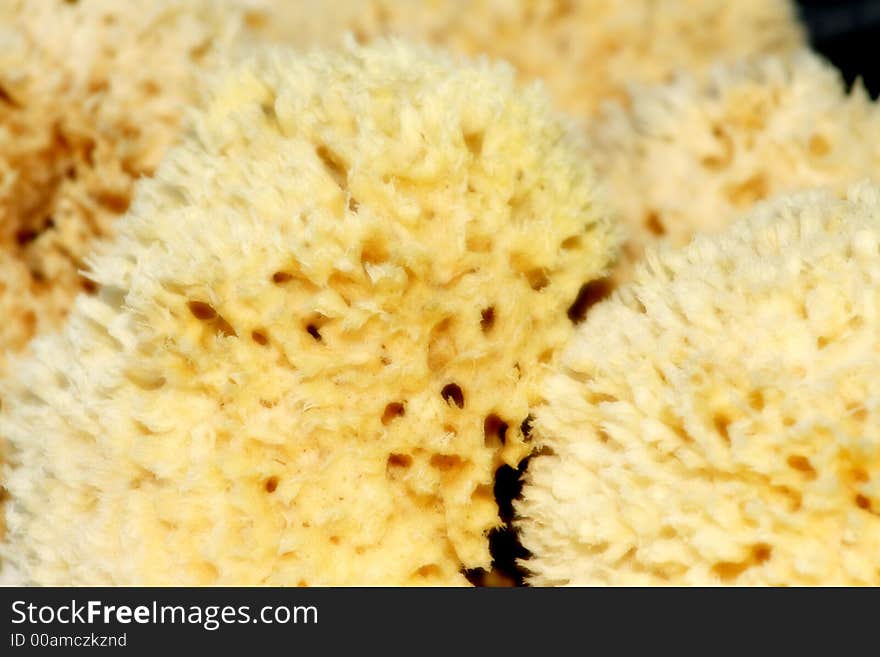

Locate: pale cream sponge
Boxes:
[0,41,617,585]
[589,51,880,283]
[517,185,880,586]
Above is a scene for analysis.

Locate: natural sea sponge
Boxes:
[0,0,254,367]
[243,0,804,119]
[589,51,880,282]
[1,42,617,585]
[517,185,880,586]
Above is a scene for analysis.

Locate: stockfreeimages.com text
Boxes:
[11,600,317,631]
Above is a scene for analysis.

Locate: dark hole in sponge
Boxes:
[80,276,99,295]
[567,278,612,323]
[187,301,236,337]
[752,543,773,563]
[387,453,413,469]
[264,476,278,493]
[15,227,39,247]
[520,414,534,441]
[381,402,405,425]
[495,462,524,524]
[214,316,237,338]
[306,324,322,341]
[315,144,348,190]
[484,414,508,447]
[713,413,731,444]
[187,300,217,320]
[462,458,533,587]
[644,211,666,236]
[561,235,581,250]
[480,306,495,332]
[786,455,816,478]
[0,85,18,106]
[463,131,483,157]
[416,564,443,578]
[429,454,463,471]
[441,383,465,408]
[16,216,54,247]
[526,268,550,291]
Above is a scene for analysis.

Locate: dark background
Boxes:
[799,0,880,96]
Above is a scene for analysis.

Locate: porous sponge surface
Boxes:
[589,51,880,282]
[517,185,880,586]
[0,0,251,366]
[1,42,617,585]
[245,0,804,118]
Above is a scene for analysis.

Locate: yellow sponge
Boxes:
[517,185,880,586]
[1,41,617,585]
[589,51,880,282]
[0,0,254,367]
[244,0,804,118]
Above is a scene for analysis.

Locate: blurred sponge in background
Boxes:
[588,50,880,283]
[244,0,805,119]
[0,0,258,368]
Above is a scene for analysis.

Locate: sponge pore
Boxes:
[1,41,617,585]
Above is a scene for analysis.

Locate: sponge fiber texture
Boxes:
[518,185,880,586]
